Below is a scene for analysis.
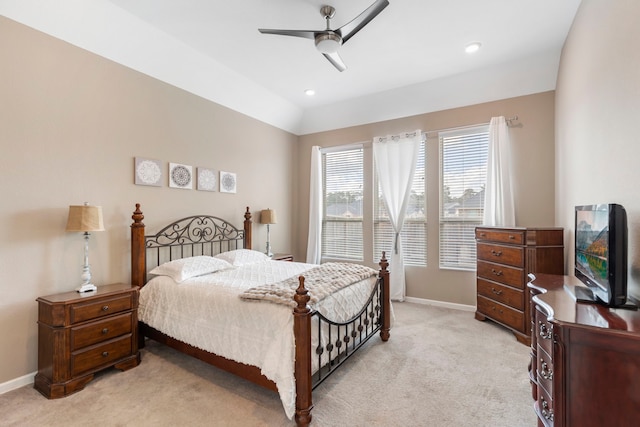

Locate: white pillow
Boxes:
[214,249,270,267]
[149,256,233,283]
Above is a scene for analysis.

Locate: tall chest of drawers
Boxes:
[475,227,563,345]
[34,283,140,398]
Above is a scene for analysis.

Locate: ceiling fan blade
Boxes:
[258,29,316,40]
[323,52,347,72]
[338,0,389,44]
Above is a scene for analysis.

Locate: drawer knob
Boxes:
[490,249,502,257]
[491,269,503,276]
[479,232,486,237]
[102,328,109,335]
[491,287,503,296]
[541,396,554,421]
[102,351,109,357]
[539,360,554,380]
[539,321,553,340]
[508,235,515,240]
[102,305,109,311]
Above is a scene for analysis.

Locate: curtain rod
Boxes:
[423,115,518,138]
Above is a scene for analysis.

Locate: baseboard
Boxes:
[403,296,476,312]
[0,371,35,395]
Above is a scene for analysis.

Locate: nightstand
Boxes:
[272,253,294,262]
[34,283,140,398]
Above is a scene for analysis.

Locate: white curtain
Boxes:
[483,116,515,227]
[306,146,322,264]
[373,130,422,301]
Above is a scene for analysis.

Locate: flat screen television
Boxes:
[574,203,628,307]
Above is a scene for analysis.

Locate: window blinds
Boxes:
[439,127,489,270]
[322,147,364,261]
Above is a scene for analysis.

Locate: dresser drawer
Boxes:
[477,278,524,310]
[70,312,133,350]
[70,294,133,323]
[477,295,525,332]
[536,307,554,356]
[477,243,524,267]
[71,335,133,376]
[477,260,524,289]
[537,384,555,425]
[537,345,554,397]
[476,228,525,245]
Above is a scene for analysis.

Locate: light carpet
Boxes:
[0,302,536,426]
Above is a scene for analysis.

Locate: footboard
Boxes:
[293,253,390,426]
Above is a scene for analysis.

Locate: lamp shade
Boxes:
[260,209,277,225]
[66,204,105,232]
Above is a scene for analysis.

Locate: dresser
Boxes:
[34,283,140,398]
[475,227,564,345]
[528,274,640,426]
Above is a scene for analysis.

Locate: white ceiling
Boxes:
[1,0,581,135]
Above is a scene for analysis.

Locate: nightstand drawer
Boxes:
[272,253,294,262]
[71,335,133,376]
[70,294,133,323]
[71,312,133,350]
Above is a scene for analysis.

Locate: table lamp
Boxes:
[260,209,277,257]
[66,202,104,292]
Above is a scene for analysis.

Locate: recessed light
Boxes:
[304,89,316,96]
[465,42,482,54]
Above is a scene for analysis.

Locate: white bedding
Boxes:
[138,259,377,419]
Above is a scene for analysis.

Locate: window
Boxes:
[321,146,363,261]
[439,126,489,270]
[374,139,426,265]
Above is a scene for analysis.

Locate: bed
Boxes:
[130,203,391,426]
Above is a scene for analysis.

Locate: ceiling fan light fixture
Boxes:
[315,32,342,54]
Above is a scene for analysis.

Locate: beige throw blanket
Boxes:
[240,262,378,307]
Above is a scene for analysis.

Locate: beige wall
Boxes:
[555,0,640,300]
[296,92,557,305]
[0,14,562,387]
[0,17,297,384]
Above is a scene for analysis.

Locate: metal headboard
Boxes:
[145,215,245,274]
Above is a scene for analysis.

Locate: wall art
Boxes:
[219,171,237,194]
[134,157,162,186]
[169,163,193,189]
[197,167,217,191]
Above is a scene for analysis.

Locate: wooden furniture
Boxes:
[273,253,294,262]
[130,204,391,426]
[528,274,640,426]
[475,227,563,345]
[34,283,140,398]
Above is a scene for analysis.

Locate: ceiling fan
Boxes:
[258,0,390,72]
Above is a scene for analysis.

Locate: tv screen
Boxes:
[574,204,627,307]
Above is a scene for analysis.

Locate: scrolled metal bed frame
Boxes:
[130,203,391,426]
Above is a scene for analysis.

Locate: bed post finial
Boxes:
[132,203,144,227]
[379,251,391,342]
[131,203,146,289]
[293,276,313,426]
[243,207,252,250]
